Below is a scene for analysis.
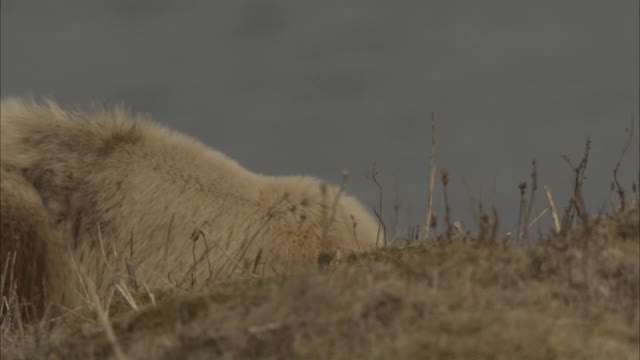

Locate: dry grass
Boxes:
[1,118,638,359]
[1,206,637,360]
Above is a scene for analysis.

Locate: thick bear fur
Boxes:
[1,166,60,319]
[0,98,380,314]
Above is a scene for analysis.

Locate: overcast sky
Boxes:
[2,0,638,239]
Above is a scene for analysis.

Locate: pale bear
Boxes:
[0,98,380,314]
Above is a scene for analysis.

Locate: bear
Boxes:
[0,98,380,315]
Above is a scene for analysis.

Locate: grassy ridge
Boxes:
[2,124,638,359]
[2,207,637,359]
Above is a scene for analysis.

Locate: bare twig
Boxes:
[453,221,466,236]
[190,228,199,287]
[562,138,591,224]
[83,270,128,360]
[114,281,138,311]
[1,251,16,320]
[65,232,127,359]
[372,208,387,248]
[440,169,452,240]
[544,186,561,234]
[67,244,90,307]
[612,116,635,211]
[490,206,499,243]
[424,112,437,240]
[248,321,283,335]
[478,213,489,242]
[96,222,114,273]
[392,178,400,241]
[141,281,156,306]
[12,296,24,338]
[516,181,527,244]
[522,160,538,241]
[349,215,362,248]
[527,208,549,229]
[252,249,263,276]
[368,162,387,247]
[563,139,593,292]
[124,257,138,293]
[178,227,259,288]
[560,198,575,234]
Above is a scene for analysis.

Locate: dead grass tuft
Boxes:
[2,207,637,360]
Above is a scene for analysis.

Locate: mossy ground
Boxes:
[2,208,638,359]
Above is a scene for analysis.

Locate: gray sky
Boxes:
[2,0,638,239]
